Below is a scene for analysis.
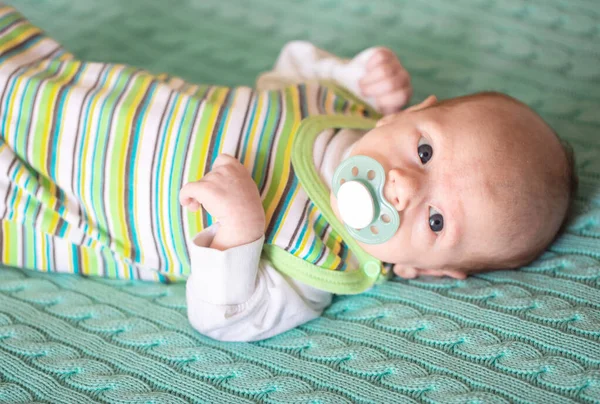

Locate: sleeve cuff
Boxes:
[188,224,265,305]
[332,47,379,111]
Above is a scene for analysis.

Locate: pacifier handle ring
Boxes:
[291,115,385,292]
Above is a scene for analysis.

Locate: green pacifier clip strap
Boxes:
[263,115,384,295]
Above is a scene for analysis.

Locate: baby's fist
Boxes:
[179,154,265,248]
[360,48,412,115]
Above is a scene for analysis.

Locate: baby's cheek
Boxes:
[359,237,406,264]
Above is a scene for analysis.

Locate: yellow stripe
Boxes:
[219,91,237,155]
[193,88,228,231]
[190,88,214,232]
[115,74,152,262]
[55,63,87,213]
[184,82,199,97]
[38,61,80,178]
[295,205,319,257]
[329,256,342,271]
[1,221,8,263]
[11,177,23,223]
[269,186,300,240]
[89,239,99,250]
[0,6,16,18]
[330,233,344,256]
[0,24,40,54]
[3,36,50,68]
[264,86,301,223]
[80,243,89,275]
[241,91,264,170]
[57,52,75,61]
[79,66,120,239]
[324,87,335,114]
[130,76,156,265]
[49,208,60,235]
[4,58,50,153]
[158,94,186,269]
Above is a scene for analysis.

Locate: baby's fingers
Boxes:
[212,153,239,169]
[366,47,396,70]
[180,196,201,212]
[377,89,412,114]
[179,181,210,207]
[362,73,409,97]
[186,200,201,211]
[360,63,403,87]
[393,265,418,279]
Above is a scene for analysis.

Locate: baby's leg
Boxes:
[0,5,213,281]
[0,139,170,281]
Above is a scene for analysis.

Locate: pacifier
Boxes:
[332,155,400,244]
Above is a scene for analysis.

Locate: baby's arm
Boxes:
[179,154,332,342]
[257,41,413,114]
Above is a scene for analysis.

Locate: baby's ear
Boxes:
[375,95,438,127]
[435,269,468,280]
[405,94,437,112]
[375,113,401,127]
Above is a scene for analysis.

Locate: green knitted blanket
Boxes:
[2,0,599,402]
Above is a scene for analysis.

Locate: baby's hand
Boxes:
[179,154,265,250]
[393,264,467,280]
[359,48,412,115]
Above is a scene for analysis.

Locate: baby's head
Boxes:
[331,92,577,279]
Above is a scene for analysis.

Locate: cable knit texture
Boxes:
[1,0,599,402]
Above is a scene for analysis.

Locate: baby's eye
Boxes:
[418,137,433,164]
[429,207,444,233]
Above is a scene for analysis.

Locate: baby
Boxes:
[0,6,576,342]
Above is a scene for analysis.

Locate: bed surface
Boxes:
[2,0,600,402]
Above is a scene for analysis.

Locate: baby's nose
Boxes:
[387,168,420,211]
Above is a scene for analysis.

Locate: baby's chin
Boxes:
[356,239,401,264]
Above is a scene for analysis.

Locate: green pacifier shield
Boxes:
[333,155,400,244]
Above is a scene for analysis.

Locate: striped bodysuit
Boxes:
[0,6,378,290]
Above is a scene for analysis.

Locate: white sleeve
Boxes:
[256,40,379,111]
[185,223,333,342]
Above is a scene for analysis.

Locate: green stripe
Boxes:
[23,204,33,268]
[95,66,135,250]
[0,12,22,35]
[253,90,279,187]
[169,94,201,274]
[184,88,219,234]
[0,18,30,49]
[108,67,147,260]
[102,245,118,279]
[30,62,68,237]
[16,60,61,160]
[304,206,326,264]
[262,86,297,216]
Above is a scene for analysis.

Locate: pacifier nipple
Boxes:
[332,155,400,244]
[337,181,375,229]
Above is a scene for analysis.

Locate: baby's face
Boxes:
[330,95,565,279]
